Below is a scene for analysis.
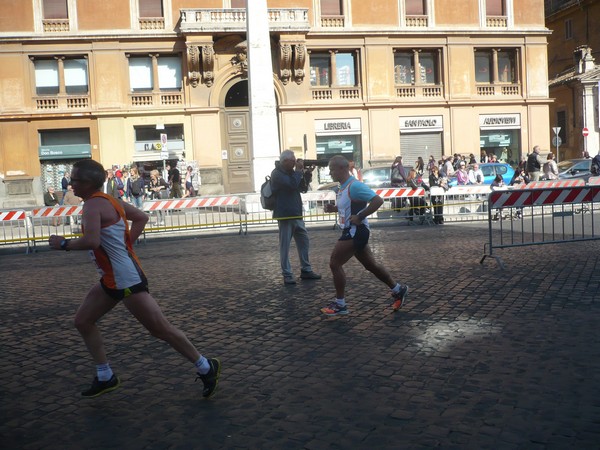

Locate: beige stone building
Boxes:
[0,0,551,206]
[546,0,600,160]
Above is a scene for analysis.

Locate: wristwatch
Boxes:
[60,239,70,251]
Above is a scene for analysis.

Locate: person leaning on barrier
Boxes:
[321,155,409,316]
[468,163,484,185]
[429,165,447,225]
[48,159,221,400]
[406,169,429,222]
[270,149,321,285]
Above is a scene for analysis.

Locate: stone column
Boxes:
[247,0,280,192]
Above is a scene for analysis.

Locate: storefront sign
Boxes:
[39,144,92,160]
[315,118,361,136]
[479,114,521,130]
[399,115,443,133]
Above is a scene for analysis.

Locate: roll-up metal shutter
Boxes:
[399,132,443,168]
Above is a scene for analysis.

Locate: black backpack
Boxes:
[260,176,276,210]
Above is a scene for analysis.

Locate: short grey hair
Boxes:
[280,149,295,162]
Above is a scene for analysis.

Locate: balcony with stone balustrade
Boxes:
[179,8,310,33]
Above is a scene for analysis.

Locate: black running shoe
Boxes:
[391,284,409,311]
[81,374,120,398]
[196,358,221,399]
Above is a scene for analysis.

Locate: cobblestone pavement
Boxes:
[1,222,599,450]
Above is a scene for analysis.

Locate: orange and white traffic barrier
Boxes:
[31,205,83,219]
[375,187,425,198]
[143,196,240,212]
[519,179,585,189]
[0,210,27,222]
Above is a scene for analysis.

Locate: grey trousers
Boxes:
[278,218,312,277]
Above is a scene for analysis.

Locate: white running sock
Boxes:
[336,298,346,307]
[391,283,401,294]
[97,363,113,382]
[195,356,210,374]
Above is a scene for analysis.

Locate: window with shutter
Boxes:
[321,0,342,16]
[486,0,504,16]
[139,0,163,18]
[231,0,247,8]
[405,0,425,15]
[43,0,68,19]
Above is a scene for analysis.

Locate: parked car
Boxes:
[448,163,515,187]
[362,164,414,189]
[557,158,593,182]
[317,164,414,191]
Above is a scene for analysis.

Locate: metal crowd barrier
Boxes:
[142,195,245,236]
[0,210,32,253]
[3,178,599,253]
[481,184,600,269]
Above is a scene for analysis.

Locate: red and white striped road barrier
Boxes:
[0,210,27,221]
[518,179,585,189]
[375,187,425,198]
[31,206,83,218]
[143,195,240,212]
[489,186,600,209]
[588,176,600,186]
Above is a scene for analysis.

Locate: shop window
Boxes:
[394,49,439,85]
[128,54,182,92]
[134,124,184,153]
[475,48,518,84]
[33,57,88,96]
[309,51,357,87]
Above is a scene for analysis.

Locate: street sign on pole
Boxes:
[582,127,589,137]
[552,136,562,147]
[552,127,561,135]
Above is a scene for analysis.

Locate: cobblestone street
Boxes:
[1,222,599,449]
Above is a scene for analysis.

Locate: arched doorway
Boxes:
[222,80,252,193]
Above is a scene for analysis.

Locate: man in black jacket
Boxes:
[270,149,321,285]
[526,145,544,181]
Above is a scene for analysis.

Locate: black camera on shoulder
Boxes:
[299,159,329,168]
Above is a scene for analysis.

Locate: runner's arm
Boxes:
[122,201,149,242]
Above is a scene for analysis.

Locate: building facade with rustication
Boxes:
[0,0,551,206]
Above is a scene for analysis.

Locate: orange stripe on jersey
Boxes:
[86,192,145,289]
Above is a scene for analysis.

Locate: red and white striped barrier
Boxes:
[143,195,240,212]
[489,186,600,209]
[0,210,27,221]
[519,179,585,189]
[375,187,425,198]
[31,206,83,218]
[588,176,600,186]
